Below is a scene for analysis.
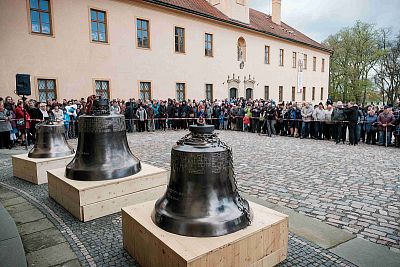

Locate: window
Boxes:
[302,87,306,101]
[264,46,270,64]
[90,9,107,42]
[313,57,317,71]
[95,80,110,99]
[176,83,185,101]
[137,19,150,48]
[38,79,56,102]
[139,82,151,101]
[205,84,213,100]
[312,87,315,101]
[321,87,324,101]
[322,59,325,72]
[264,86,269,100]
[279,49,284,66]
[29,0,52,35]
[304,54,308,70]
[292,52,297,68]
[175,27,185,53]
[205,33,213,57]
[291,86,296,101]
[279,86,283,102]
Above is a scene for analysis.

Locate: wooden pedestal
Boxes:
[47,163,168,222]
[12,153,74,185]
[122,201,288,267]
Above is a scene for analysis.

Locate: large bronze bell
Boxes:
[28,122,74,158]
[152,124,252,237]
[65,97,141,181]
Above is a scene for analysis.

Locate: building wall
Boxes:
[0,0,330,103]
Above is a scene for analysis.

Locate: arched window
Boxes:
[237,37,246,62]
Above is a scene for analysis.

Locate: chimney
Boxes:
[272,0,281,25]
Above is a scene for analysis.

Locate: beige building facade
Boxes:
[0,0,331,103]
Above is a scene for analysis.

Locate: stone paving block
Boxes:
[5,201,36,216]
[2,196,27,207]
[17,218,54,236]
[26,242,77,267]
[12,208,45,225]
[21,227,66,253]
[0,191,19,200]
[0,209,19,242]
[59,259,82,267]
[330,238,400,267]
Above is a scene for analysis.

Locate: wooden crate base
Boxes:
[12,153,74,185]
[122,201,288,267]
[48,163,168,222]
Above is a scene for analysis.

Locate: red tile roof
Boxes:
[140,0,331,53]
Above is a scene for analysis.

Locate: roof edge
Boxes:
[141,0,333,54]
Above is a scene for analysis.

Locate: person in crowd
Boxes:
[364,107,378,145]
[324,104,333,140]
[212,102,221,130]
[312,102,325,140]
[377,105,395,146]
[110,100,121,114]
[332,101,347,144]
[250,102,261,133]
[124,101,134,133]
[158,100,167,131]
[344,102,359,145]
[27,100,43,144]
[39,102,50,121]
[146,103,155,132]
[0,101,12,149]
[266,102,277,136]
[243,114,250,132]
[301,102,313,139]
[52,105,64,123]
[15,100,30,146]
[136,105,147,132]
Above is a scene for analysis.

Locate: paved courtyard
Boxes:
[0,129,399,266]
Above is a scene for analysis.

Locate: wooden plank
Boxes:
[47,163,168,205]
[82,185,166,221]
[122,201,288,267]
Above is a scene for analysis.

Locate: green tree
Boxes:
[323,21,383,105]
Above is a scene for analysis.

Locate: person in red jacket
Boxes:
[243,114,250,132]
[15,100,30,146]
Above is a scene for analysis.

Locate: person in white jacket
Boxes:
[301,102,314,138]
[312,102,325,140]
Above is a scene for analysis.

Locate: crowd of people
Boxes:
[0,95,399,149]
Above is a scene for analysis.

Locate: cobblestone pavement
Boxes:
[0,129,397,266]
[123,130,400,249]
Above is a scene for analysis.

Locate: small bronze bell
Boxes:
[65,97,141,181]
[28,121,74,158]
[152,124,252,237]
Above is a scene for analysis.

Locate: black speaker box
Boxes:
[16,74,31,96]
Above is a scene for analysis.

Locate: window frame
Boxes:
[264,86,269,100]
[264,46,270,64]
[303,54,308,70]
[313,56,317,71]
[27,0,54,37]
[279,86,283,102]
[175,82,186,101]
[89,8,109,44]
[93,79,111,99]
[204,33,213,57]
[279,49,284,66]
[291,86,296,101]
[205,84,213,100]
[312,87,316,101]
[136,18,150,49]
[321,87,324,101]
[35,77,58,102]
[302,87,306,101]
[174,26,185,54]
[138,81,152,101]
[292,52,297,68]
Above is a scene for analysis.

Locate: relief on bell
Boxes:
[64,96,141,181]
[152,124,252,237]
[28,122,74,159]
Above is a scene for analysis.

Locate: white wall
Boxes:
[0,0,330,103]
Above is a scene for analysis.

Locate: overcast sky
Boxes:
[250,0,400,42]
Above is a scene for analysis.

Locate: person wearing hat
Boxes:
[331,101,347,144]
[377,105,395,146]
